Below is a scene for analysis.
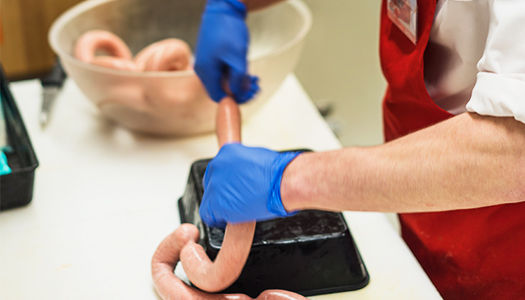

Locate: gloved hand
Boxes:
[199,143,302,228]
[194,0,260,104]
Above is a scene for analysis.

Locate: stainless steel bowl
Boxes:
[49,0,312,136]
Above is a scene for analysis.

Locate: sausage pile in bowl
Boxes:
[49,0,312,136]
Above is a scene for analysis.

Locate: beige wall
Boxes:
[294,0,386,147]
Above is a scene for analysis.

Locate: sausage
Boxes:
[134,38,193,72]
[74,30,135,70]
[215,96,242,147]
[75,31,192,72]
[151,224,307,300]
[88,56,140,71]
[74,30,133,61]
[257,290,309,300]
[180,220,256,292]
[151,96,307,299]
[180,96,257,292]
[151,224,249,300]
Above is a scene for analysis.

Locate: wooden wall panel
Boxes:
[1,0,82,80]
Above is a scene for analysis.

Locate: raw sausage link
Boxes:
[152,96,307,299]
[151,224,307,300]
[151,224,251,300]
[181,96,256,292]
[89,56,140,71]
[134,38,192,72]
[74,31,192,72]
[74,30,133,65]
[180,221,256,292]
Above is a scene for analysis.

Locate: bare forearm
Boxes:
[240,0,286,11]
[282,113,525,213]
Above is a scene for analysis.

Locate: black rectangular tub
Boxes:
[178,158,369,297]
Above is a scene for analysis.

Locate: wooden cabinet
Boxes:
[1,0,82,80]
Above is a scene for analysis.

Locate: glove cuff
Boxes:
[268,151,303,217]
[206,0,247,19]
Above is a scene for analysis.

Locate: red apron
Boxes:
[380,1,525,299]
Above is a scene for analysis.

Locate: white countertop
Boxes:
[0,75,442,299]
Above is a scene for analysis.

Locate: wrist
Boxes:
[267,151,302,216]
[280,152,308,212]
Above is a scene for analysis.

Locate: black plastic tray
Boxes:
[0,65,39,211]
[178,158,369,297]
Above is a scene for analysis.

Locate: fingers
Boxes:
[195,62,228,102]
[193,1,258,104]
[199,204,226,229]
[256,290,308,300]
[199,180,226,229]
[229,67,260,104]
[196,58,260,104]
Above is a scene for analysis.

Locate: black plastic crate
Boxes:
[178,158,369,297]
[1,66,39,211]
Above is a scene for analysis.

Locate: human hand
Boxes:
[194,0,260,104]
[199,143,302,228]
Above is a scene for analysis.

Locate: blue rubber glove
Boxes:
[200,144,302,228]
[194,0,260,104]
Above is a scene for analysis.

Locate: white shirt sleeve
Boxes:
[466,0,525,124]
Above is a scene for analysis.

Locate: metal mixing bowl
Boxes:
[49,0,312,136]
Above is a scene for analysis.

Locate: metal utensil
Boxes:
[39,58,67,127]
